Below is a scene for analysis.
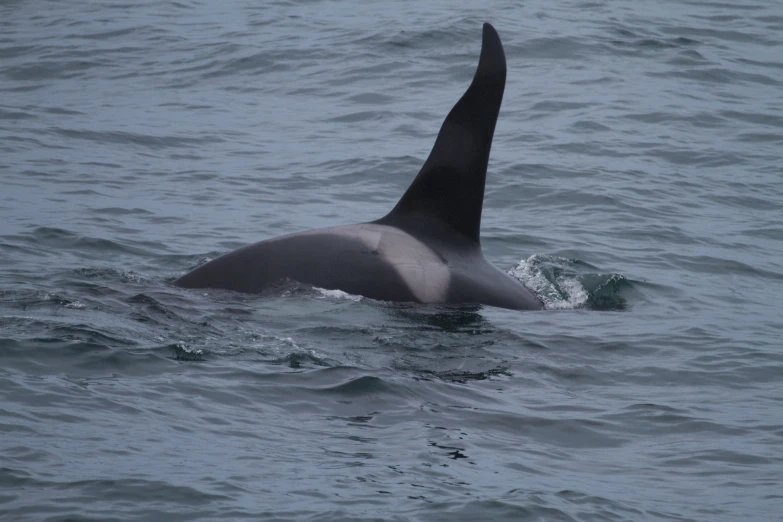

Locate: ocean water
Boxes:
[1,0,782,520]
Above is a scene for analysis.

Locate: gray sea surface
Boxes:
[1,1,782,521]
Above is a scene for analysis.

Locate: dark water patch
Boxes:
[319,374,396,396]
[743,227,783,241]
[273,351,333,369]
[200,52,290,79]
[708,194,781,211]
[11,228,158,258]
[0,83,48,93]
[127,293,185,323]
[621,110,725,128]
[602,403,748,436]
[512,36,599,60]
[0,44,39,59]
[663,449,770,468]
[0,107,36,120]
[0,135,64,151]
[610,36,701,51]
[659,23,773,43]
[668,253,783,281]
[666,48,709,66]
[644,146,743,167]
[736,57,783,71]
[38,106,85,116]
[569,75,615,86]
[464,408,624,449]
[554,490,645,520]
[0,337,174,378]
[346,92,395,105]
[381,304,490,332]
[423,500,576,522]
[377,24,475,52]
[79,161,124,169]
[0,240,39,259]
[65,27,139,40]
[720,110,783,129]
[735,132,783,143]
[569,120,611,132]
[418,365,512,384]
[532,363,606,386]
[647,67,781,87]
[429,441,468,460]
[48,128,223,150]
[529,100,596,113]
[3,60,109,81]
[88,207,153,216]
[41,324,135,347]
[26,477,230,507]
[327,110,393,124]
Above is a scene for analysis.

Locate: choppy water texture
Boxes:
[1,0,782,520]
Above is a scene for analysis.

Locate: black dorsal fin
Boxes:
[377,23,506,244]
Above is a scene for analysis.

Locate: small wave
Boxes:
[170,341,205,361]
[42,292,85,309]
[1,289,90,312]
[420,365,512,384]
[23,227,159,257]
[509,255,629,311]
[255,334,338,368]
[75,267,151,284]
[510,255,589,310]
[273,350,332,369]
[49,128,222,150]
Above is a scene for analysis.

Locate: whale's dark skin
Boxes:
[175,23,543,311]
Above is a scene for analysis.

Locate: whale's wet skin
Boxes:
[175,24,543,311]
[2,2,782,521]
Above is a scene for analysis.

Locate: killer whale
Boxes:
[175,23,543,311]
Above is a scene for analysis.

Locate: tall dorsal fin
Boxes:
[377,23,506,244]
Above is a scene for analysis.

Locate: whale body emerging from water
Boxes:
[175,23,543,311]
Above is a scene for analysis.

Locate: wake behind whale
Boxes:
[176,23,543,311]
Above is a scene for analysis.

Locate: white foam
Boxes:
[551,275,589,310]
[175,341,203,356]
[259,334,331,364]
[314,287,364,302]
[508,255,588,310]
[276,336,300,349]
